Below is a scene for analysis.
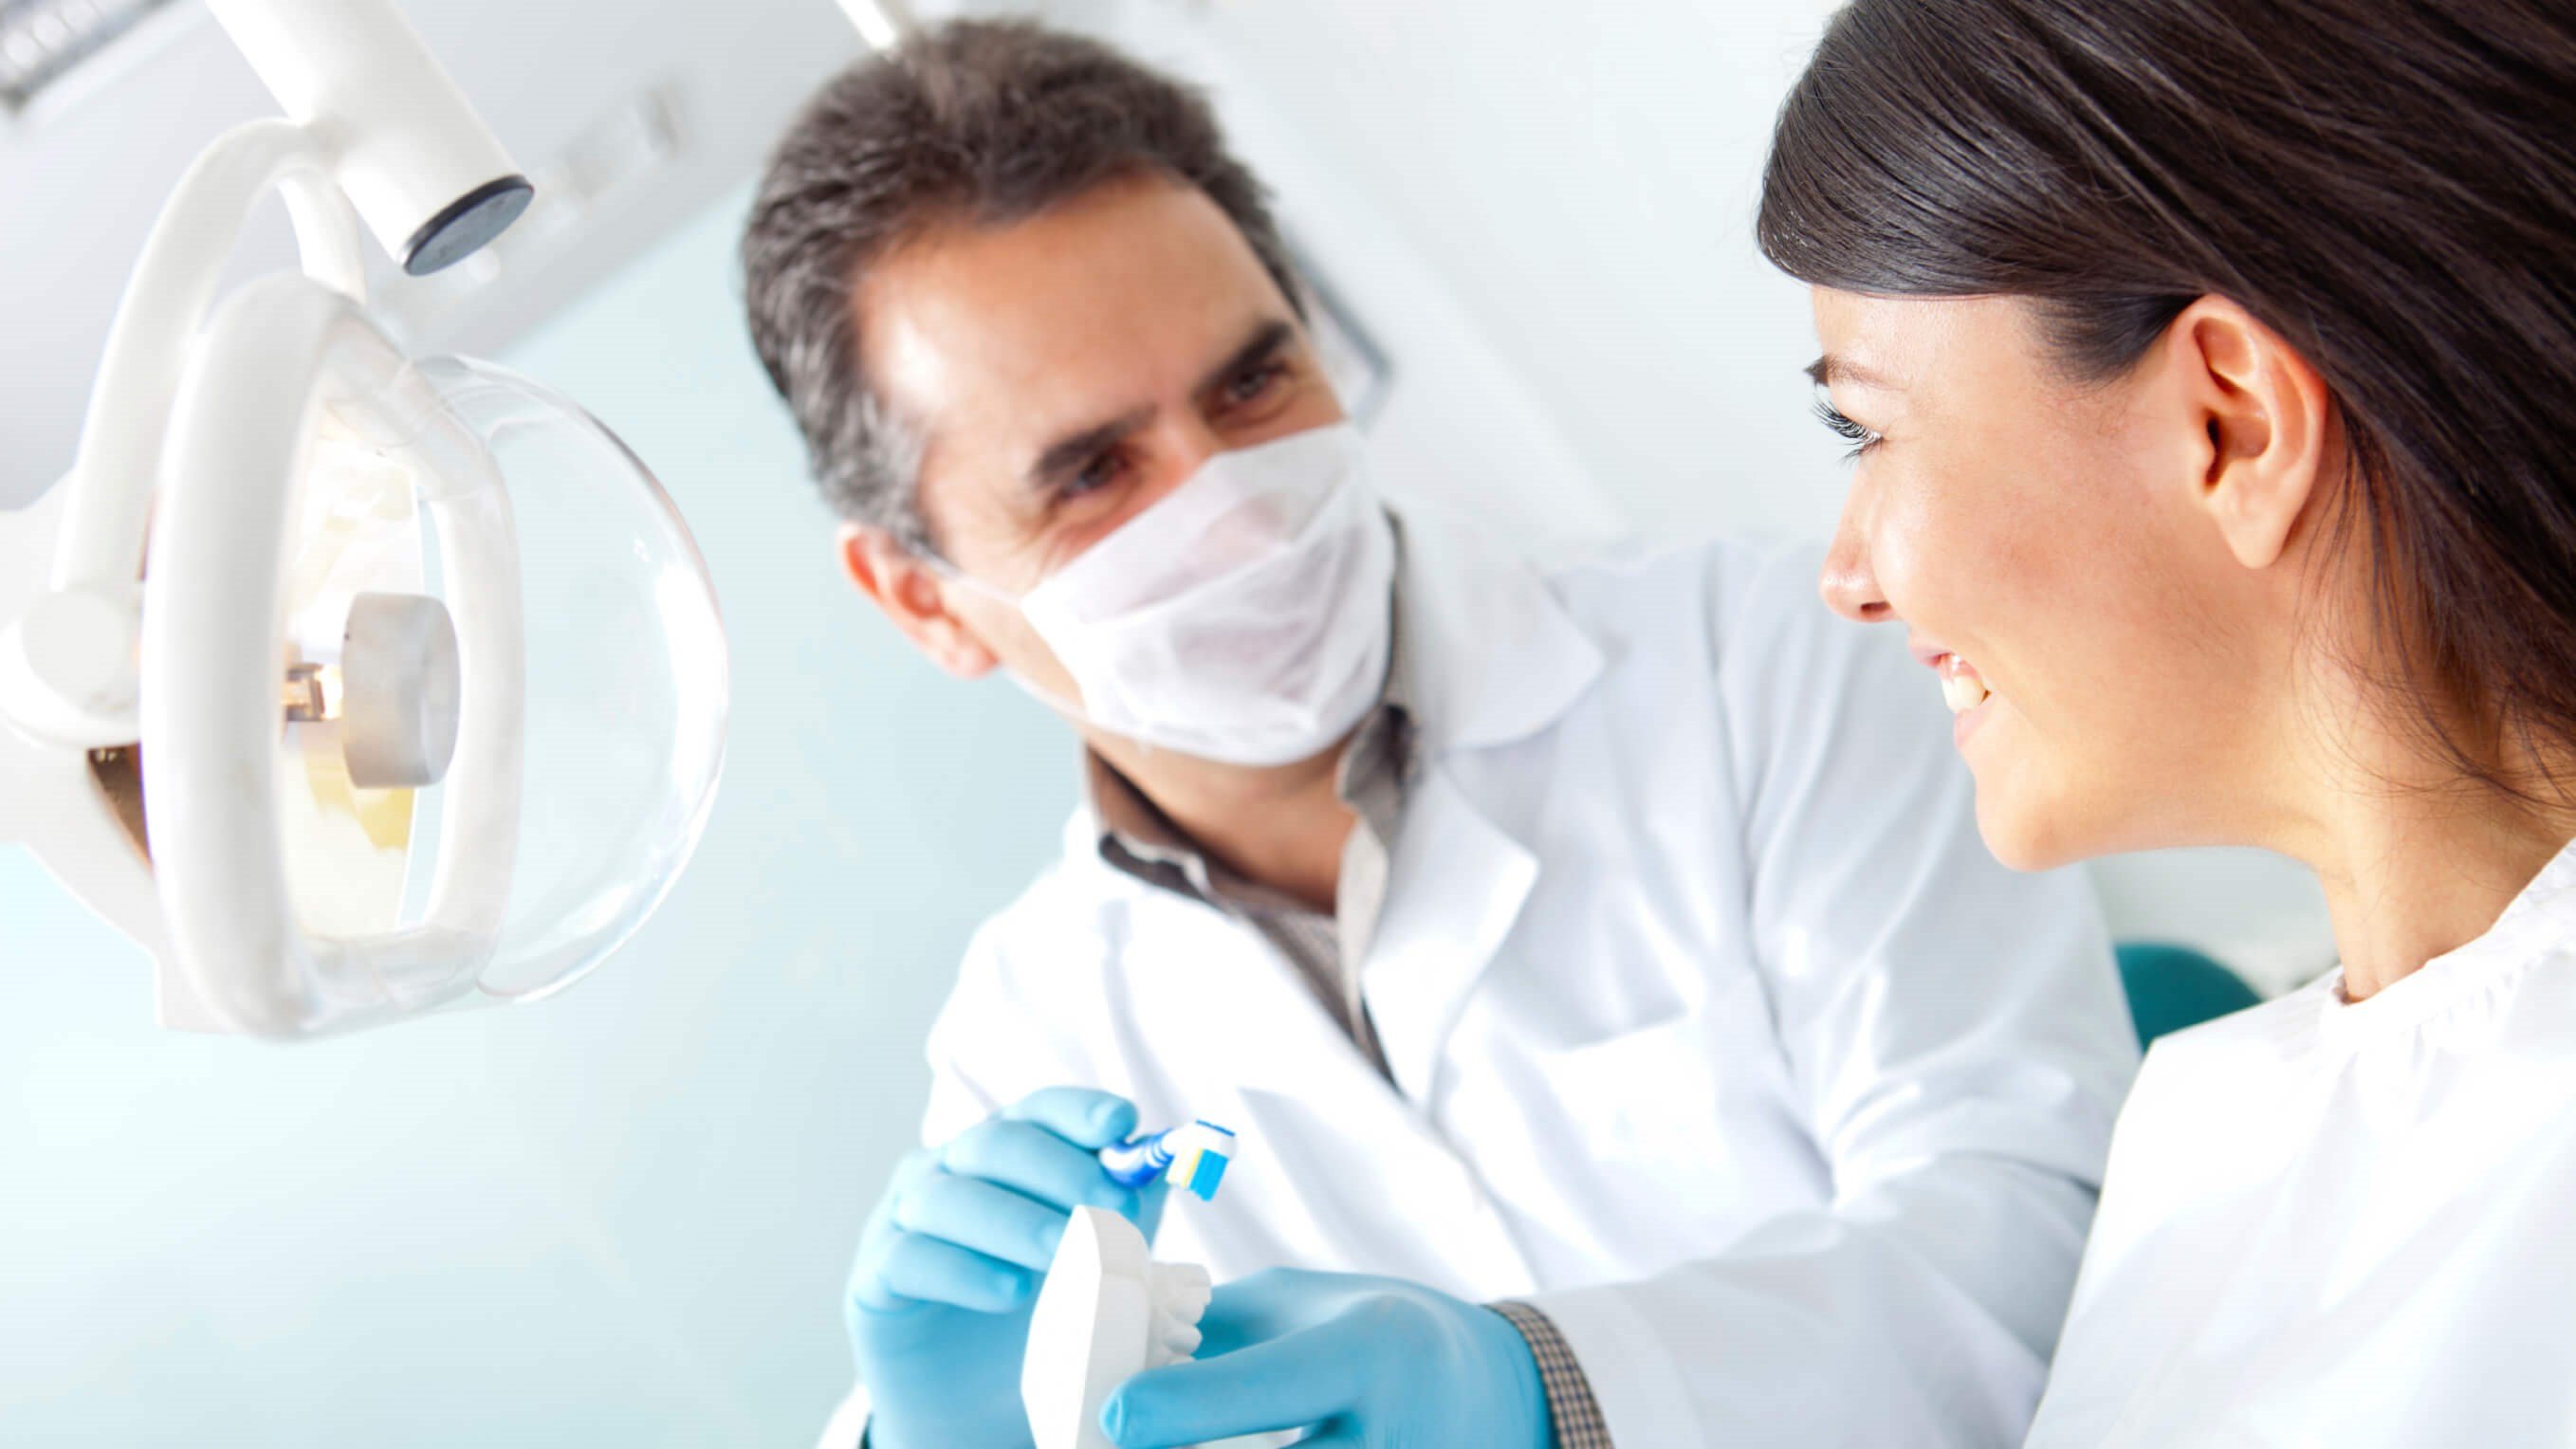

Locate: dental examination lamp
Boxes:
[0,0,729,1037]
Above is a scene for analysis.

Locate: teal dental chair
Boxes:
[2114,941,2261,1047]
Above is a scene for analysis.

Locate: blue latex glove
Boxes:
[851,1087,1168,1449]
[1099,1268,1553,1449]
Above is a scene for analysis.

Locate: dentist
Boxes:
[743,21,2139,1448]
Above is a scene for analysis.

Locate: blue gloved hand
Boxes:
[1098,1268,1553,1449]
[852,1087,1168,1449]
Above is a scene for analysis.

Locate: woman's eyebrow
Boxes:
[1807,354,1898,390]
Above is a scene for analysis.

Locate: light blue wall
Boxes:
[0,192,1073,1445]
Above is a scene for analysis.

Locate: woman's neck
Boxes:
[2309,792,2568,999]
[2279,706,2576,999]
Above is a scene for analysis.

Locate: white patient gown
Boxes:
[2029,836,2576,1444]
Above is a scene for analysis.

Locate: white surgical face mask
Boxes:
[949,422,1396,766]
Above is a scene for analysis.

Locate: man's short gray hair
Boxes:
[741,20,1303,550]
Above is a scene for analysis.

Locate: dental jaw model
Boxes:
[1023,1120,1237,1449]
[1023,1206,1213,1449]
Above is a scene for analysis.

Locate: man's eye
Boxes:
[1224,361,1286,407]
[1812,397,1884,461]
[1066,450,1129,498]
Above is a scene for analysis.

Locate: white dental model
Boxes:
[1022,1206,1213,1449]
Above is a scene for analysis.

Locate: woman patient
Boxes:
[1757,0,2576,1440]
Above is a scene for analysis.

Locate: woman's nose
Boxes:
[1820,505,1894,624]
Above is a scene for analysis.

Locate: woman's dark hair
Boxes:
[1759,0,2576,802]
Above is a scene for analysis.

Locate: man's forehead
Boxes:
[856,175,1283,430]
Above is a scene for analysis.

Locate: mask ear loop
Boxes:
[913,546,1020,605]
[912,547,1099,731]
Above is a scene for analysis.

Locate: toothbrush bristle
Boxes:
[1185,1149,1229,1201]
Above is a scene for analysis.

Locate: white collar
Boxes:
[2317,833,2576,1046]
[1386,494,1605,755]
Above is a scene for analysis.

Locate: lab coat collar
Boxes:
[1355,499,1602,1105]
[1364,763,1542,1104]
[1389,497,1605,755]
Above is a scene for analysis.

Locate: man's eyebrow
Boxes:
[1806,354,1897,390]
[1029,406,1155,490]
[1024,320,1298,490]
[1194,319,1297,400]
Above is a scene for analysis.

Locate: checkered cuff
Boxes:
[1492,1299,1614,1448]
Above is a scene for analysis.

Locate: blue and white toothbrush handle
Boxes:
[1098,1120,1237,1201]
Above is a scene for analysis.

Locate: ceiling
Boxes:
[0,0,866,508]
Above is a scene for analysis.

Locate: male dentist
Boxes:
[745,20,2139,1449]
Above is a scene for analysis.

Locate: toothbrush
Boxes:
[1098,1119,1237,1201]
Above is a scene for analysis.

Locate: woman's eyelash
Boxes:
[1812,398,1884,460]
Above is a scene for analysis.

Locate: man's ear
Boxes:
[2170,296,2335,570]
[838,524,1001,679]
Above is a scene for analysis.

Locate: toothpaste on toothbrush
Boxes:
[1098,1119,1237,1202]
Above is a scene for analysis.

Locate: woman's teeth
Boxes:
[1939,658,1993,714]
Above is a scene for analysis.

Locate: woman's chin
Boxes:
[1970,777,2091,872]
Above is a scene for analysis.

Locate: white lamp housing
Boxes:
[209,0,532,275]
[0,0,727,1037]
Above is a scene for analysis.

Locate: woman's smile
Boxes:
[1912,640,1997,745]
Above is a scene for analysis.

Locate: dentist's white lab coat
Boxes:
[824,509,2141,1447]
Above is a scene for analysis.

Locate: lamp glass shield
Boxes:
[278,354,726,1009]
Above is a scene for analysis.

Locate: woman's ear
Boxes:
[2171,297,2335,570]
[839,524,1001,679]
